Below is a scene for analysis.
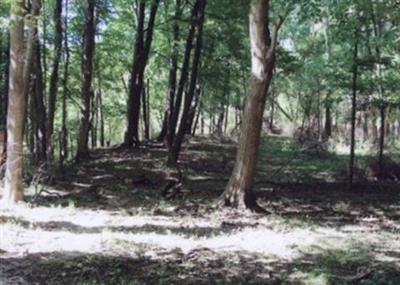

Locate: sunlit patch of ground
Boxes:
[1,136,399,284]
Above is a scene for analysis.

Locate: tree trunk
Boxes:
[124,0,159,147]
[22,0,41,134]
[324,103,332,138]
[47,0,63,160]
[98,86,105,147]
[219,0,283,211]
[187,85,202,135]
[142,85,150,140]
[349,30,358,190]
[76,0,96,161]
[3,0,26,205]
[378,106,385,178]
[60,0,69,167]
[269,86,275,130]
[159,0,181,144]
[168,0,200,147]
[171,0,207,162]
[0,34,9,165]
[33,42,47,161]
[362,110,368,141]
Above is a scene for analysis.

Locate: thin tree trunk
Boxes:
[324,101,332,138]
[142,85,150,140]
[219,0,283,211]
[168,0,200,147]
[47,0,63,160]
[188,85,202,135]
[0,34,9,165]
[124,0,159,147]
[60,0,69,167]
[76,0,96,161]
[269,87,275,130]
[3,0,26,205]
[91,90,98,148]
[192,101,202,136]
[33,42,47,160]
[378,106,385,177]
[171,0,207,162]
[22,0,41,134]
[98,86,105,147]
[158,0,181,144]
[349,30,359,190]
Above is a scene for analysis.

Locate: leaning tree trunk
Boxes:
[158,0,181,144]
[47,0,63,161]
[76,0,96,161]
[219,0,283,211]
[171,0,207,163]
[3,0,26,205]
[124,0,159,147]
[167,0,200,147]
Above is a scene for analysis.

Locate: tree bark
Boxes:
[33,42,47,160]
[3,0,26,205]
[142,85,150,140]
[0,33,9,165]
[60,0,69,167]
[349,30,358,190]
[167,0,200,147]
[378,106,385,178]
[324,102,332,138]
[219,0,283,211]
[76,0,96,161]
[22,0,41,135]
[171,0,207,162]
[158,0,181,144]
[124,0,159,147]
[47,0,63,160]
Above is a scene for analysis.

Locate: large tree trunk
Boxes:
[170,0,207,163]
[3,0,26,205]
[47,0,63,160]
[219,0,283,211]
[349,30,358,190]
[123,0,159,147]
[76,0,96,161]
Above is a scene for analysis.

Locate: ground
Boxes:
[0,136,399,284]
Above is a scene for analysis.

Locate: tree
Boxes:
[219,0,284,211]
[123,0,159,147]
[47,0,63,161]
[349,29,359,189]
[3,0,26,205]
[76,0,96,161]
[171,0,207,162]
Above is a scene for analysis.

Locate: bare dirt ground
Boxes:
[1,137,399,284]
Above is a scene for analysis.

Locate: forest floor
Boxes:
[0,136,399,284]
